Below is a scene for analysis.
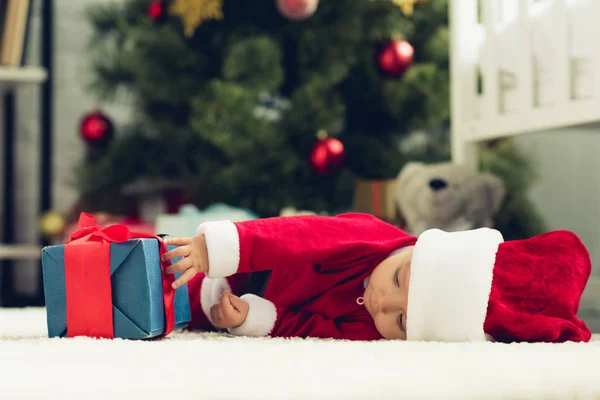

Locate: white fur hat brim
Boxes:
[406,228,504,342]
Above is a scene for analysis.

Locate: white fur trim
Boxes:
[406,228,504,342]
[227,294,277,337]
[196,220,240,278]
[200,277,232,327]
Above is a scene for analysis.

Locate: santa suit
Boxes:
[186,213,416,340]
[185,213,592,343]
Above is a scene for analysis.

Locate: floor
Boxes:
[0,307,599,400]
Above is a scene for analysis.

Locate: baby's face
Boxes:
[364,248,413,340]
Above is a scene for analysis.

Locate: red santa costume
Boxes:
[186,213,416,340]
[184,213,592,343]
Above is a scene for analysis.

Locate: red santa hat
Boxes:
[407,228,592,343]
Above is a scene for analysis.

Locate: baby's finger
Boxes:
[171,267,197,289]
[211,304,227,328]
[165,257,191,275]
[210,304,222,325]
[163,237,192,246]
[219,291,236,315]
[218,290,230,304]
[161,245,191,262]
[228,294,246,312]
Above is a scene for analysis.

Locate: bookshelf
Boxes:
[0,66,46,86]
[1,0,53,306]
[0,244,44,260]
[0,68,48,300]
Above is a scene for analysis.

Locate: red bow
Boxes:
[64,212,176,338]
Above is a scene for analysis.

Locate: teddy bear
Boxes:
[394,161,506,236]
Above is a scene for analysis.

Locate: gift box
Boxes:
[353,179,401,224]
[41,213,190,340]
[156,203,259,237]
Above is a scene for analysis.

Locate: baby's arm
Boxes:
[226,294,381,341]
[199,213,415,279]
[162,213,415,288]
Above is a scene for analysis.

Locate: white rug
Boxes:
[1,308,599,400]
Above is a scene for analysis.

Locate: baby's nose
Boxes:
[429,178,447,191]
[379,296,402,313]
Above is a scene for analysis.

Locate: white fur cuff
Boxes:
[196,220,240,278]
[228,294,277,337]
[407,228,504,342]
[200,277,232,327]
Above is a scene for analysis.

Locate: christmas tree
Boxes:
[76,0,545,239]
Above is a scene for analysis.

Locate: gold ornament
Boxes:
[391,0,424,15]
[169,0,224,37]
[40,211,66,238]
[316,129,328,140]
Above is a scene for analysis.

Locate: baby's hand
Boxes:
[210,291,249,329]
[162,236,209,289]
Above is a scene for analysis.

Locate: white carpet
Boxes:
[1,308,600,400]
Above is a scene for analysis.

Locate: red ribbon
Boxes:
[371,181,382,218]
[64,213,176,339]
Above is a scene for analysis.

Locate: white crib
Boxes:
[450,0,600,169]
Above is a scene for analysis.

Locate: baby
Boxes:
[161,212,592,343]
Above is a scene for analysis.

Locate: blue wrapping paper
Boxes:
[41,239,191,339]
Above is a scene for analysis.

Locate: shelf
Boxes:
[0,245,42,260]
[0,66,47,262]
[0,66,47,265]
[0,66,47,87]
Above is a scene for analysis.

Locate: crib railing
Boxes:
[450,0,600,168]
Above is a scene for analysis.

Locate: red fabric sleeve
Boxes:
[227,294,382,341]
[196,213,416,278]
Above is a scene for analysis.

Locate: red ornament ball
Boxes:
[310,137,345,175]
[377,40,414,77]
[276,0,319,21]
[79,111,114,148]
[147,1,165,20]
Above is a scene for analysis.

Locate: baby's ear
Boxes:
[397,162,426,188]
[480,172,506,213]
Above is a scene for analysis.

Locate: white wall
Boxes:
[10,0,132,296]
[516,127,600,332]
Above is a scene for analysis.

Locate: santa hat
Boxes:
[406,228,592,343]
